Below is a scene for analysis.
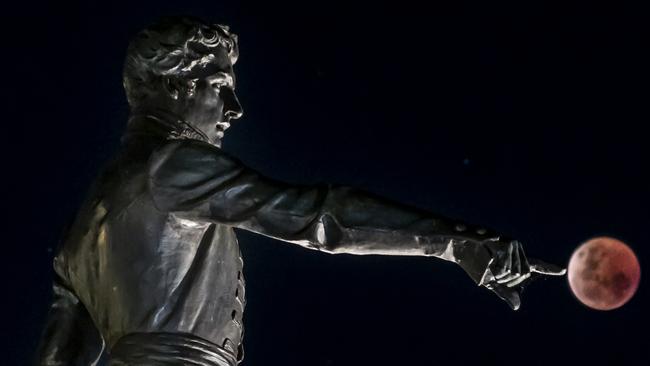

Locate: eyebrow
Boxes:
[211,72,235,88]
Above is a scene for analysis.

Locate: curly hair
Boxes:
[123,16,239,107]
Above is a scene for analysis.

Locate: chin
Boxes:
[211,134,224,145]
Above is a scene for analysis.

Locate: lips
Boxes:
[216,121,230,131]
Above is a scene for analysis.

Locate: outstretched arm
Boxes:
[149,140,492,255]
[149,140,564,309]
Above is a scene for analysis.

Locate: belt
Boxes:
[109,332,238,366]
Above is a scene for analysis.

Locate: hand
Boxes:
[481,239,565,310]
[454,238,566,310]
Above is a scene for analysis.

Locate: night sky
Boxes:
[4,1,649,365]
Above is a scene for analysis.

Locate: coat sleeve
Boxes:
[148,140,500,268]
[34,275,105,366]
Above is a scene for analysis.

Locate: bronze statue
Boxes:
[35,16,565,366]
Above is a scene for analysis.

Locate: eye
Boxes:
[208,73,234,91]
[211,82,225,92]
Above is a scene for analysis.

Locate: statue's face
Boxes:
[174,46,243,144]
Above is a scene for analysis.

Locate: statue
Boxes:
[35,16,565,366]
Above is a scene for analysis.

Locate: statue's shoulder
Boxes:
[147,139,245,212]
[149,139,240,179]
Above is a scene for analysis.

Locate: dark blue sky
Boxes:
[4,1,649,365]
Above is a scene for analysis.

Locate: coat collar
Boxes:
[124,109,211,144]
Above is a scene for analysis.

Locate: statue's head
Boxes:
[123,16,243,144]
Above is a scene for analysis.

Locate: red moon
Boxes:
[568,237,640,310]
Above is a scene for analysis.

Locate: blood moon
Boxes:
[568,237,640,310]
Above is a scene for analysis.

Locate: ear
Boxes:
[162,76,180,100]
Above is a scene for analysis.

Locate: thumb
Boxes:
[486,283,521,311]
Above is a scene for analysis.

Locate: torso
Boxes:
[54,135,246,360]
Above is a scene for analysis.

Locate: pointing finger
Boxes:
[529,258,566,276]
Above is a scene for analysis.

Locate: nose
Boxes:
[223,88,243,120]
